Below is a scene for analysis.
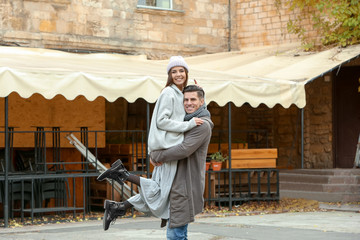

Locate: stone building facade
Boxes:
[0,0,301,57]
[0,0,352,169]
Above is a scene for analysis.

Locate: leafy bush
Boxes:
[283,0,360,49]
[210,151,228,162]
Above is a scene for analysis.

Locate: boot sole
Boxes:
[103,209,108,230]
[97,170,110,181]
[112,159,123,168]
[103,200,114,231]
[103,208,110,231]
[96,159,124,182]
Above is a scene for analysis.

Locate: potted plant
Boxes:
[209,151,228,171]
[205,157,212,171]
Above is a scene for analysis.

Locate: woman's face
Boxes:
[170,66,187,89]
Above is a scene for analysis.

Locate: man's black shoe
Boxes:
[97,159,130,185]
[103,200,126,231]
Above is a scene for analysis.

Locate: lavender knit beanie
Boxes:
[166,56,189,73]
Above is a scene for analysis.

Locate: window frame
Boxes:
[137,0,173,10]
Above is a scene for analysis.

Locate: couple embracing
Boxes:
[97,56,213,240]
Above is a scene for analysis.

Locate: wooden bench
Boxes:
[227,148,277,169]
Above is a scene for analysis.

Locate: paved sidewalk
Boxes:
[0,211,359,240]
[319,203,360,212]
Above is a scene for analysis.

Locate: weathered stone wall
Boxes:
[0,0,230,58]
[303,76,333,168]
[273,105,301,168]
[0,0,302,58]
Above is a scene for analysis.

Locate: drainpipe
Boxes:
[228,0,231,51]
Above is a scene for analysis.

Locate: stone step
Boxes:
[280,182,360,193]
[280,169,360,176]
[279,169,360,202]
[280,182,323,192]
[280,190,360,202]
[280,173,360,185]
[328,175,360,184]
[280,173,329,184]
[323,184,360,193]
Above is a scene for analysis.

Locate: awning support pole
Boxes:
[301,108,304,169]
[228,102,232,210]
[4,96,9,228]
[146,103,150,178]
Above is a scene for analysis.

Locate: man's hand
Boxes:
[150,158,163,167]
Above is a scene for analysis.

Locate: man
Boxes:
[150,85,213,239]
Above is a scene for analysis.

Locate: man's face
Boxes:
[183,91,204,114]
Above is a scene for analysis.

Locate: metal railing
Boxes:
[205,168,279,207]
[1,127,278,227]
[0,128,147,227]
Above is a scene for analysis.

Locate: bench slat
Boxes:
[226,159,276,168]
[231,148,278,159]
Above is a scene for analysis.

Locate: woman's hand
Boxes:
[194,117,204,125]
[194,79,202,88]
[150,158,163,167]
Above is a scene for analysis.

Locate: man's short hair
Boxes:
[183,85,205,99]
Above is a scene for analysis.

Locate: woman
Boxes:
[97,56,203,231]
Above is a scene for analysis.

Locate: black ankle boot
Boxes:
[97,159,130,185]
[103,200,126,231]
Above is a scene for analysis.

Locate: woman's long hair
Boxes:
[165,67,189,90]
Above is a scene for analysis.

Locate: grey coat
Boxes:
[151,116,213,228]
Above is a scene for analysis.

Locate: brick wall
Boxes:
[234,0,307,48]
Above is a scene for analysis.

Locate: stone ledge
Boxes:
[24,0,71,4]
[135,6,185,16]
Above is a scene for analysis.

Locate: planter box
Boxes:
[226,148,277,169]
